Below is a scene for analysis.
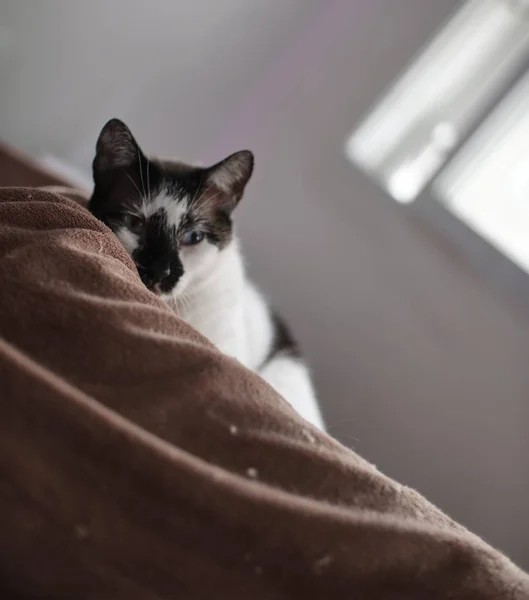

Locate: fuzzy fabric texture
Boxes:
[0,186,527,599]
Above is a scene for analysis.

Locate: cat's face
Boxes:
[89,119,253,299]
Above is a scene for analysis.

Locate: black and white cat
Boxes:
[89,119,324,430]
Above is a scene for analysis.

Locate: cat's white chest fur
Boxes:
[169,241,253,367]
[167,239,324,430]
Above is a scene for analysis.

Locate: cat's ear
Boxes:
[204,150,254,210]
[93,118,144,181]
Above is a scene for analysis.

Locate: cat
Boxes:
[88,119,324,430]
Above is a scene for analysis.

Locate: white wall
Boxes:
[0,0,320,163]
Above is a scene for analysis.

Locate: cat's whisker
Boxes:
[189,177,204,207]
[191,191,223,218]
[176,289,193,316]
[193,185,214,209]
[123,171,143,201]
[182,293,193,316]
[137,146,147,201]
[119,193,145,218]
[146,155,152,203]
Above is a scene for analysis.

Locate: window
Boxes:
[436,68,529,275]
[346,0,529,204]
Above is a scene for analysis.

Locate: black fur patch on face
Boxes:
[88,118,254,293]
[132,209,184,293]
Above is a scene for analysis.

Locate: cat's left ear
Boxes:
[204,150,254,211]
[93,118,144,183]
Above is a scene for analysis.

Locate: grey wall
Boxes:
[1,0,528,567]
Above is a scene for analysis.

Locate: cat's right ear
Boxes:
[93,119,143,182]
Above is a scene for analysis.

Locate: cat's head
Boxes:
[89,118,253,298]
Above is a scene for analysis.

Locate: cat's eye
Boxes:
[123,214,145,234]
[182,230,205,246]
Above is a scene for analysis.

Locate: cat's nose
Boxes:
[150,258,171,282]
[138,259,171,289]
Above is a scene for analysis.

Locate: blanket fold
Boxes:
[0,186,527,599]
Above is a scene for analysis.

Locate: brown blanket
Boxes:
[0,186,527,599]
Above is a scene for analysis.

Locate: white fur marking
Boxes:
[143,191,187,228]
[116,227,139,254]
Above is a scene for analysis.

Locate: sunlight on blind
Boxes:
[435,69,529,274]
[345,0,529,203]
